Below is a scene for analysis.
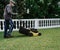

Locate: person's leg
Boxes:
[8,19,13,35]
[4,20,9,37]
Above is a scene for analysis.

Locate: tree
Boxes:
[0,0,9,19]
[0,0,60,19]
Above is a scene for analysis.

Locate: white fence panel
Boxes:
[0,18,60,32]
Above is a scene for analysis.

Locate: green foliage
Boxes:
[0,0,60,19]
[0,0,9,19]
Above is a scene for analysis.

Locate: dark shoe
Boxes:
[8,34,13,37]
[4,35,13,38]
[4,36,10,38]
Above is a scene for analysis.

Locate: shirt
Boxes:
[3,4,12,20]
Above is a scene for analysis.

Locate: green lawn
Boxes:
[0,28,60,50]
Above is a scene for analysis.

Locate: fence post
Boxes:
[35,19,39,29]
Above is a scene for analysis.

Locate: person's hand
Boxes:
[12,13,18,15]
[15,13,18,15]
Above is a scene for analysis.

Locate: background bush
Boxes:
[0,0,60,19]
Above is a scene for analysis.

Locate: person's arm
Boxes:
[7,6,17,15]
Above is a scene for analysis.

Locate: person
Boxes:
[3,0,17,38]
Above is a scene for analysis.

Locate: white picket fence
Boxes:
[0,18,60,32]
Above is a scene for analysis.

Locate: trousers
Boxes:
[4,19,13,37]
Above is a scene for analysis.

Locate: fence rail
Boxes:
[0,18,60,32]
